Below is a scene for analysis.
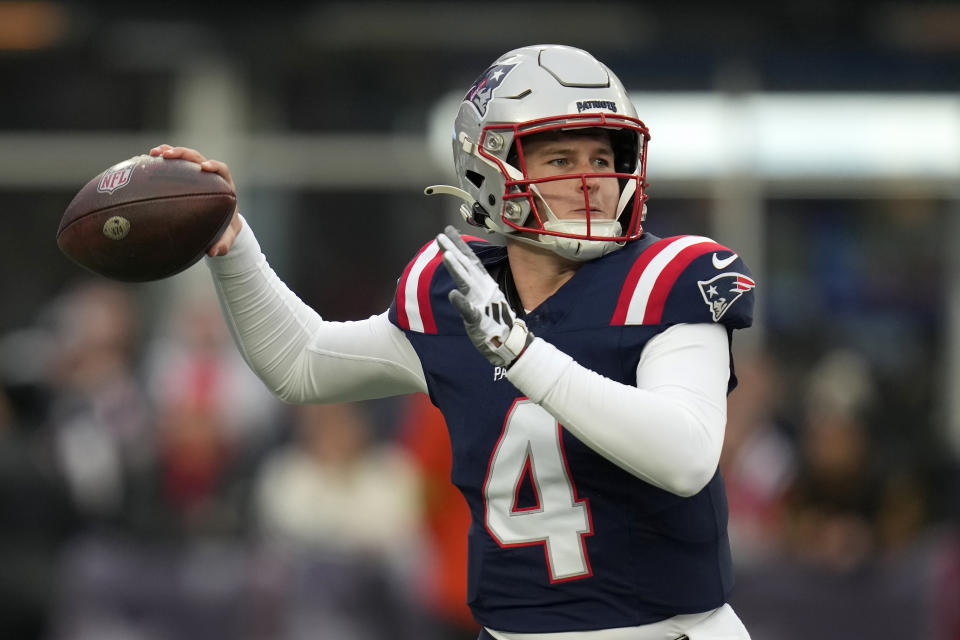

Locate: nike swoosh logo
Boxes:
[712,252,738,269]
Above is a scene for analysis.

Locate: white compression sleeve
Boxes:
[506,323,730,497]
[205,217,427,403]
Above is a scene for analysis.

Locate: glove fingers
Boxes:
[441,252,471,293]
[436,229,456,254]
[441,225,484,269]
[449,289,481,323]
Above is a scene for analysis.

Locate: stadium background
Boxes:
[0,2,958,639]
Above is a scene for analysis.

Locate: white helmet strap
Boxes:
[616,179,636,218]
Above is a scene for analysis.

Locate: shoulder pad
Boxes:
[389,234,494,334]
[611,235,755,329]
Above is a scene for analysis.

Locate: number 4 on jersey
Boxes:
[484,399,593,582]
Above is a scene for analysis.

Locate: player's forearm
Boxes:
[507,323,729,497]
[206,217,427,403]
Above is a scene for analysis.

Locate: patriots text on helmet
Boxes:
[576,100,618,113]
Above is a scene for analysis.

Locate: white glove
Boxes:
[437,226,534,368]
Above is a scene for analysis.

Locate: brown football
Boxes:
[56,155,236,282]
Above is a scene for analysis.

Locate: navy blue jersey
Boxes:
[388,233,755,633]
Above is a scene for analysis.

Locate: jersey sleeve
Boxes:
[388,234,499,335]
[507,323,731,496]
[610,235,755,330]
[206,216,427,403]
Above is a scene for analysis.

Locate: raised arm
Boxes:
[207,220,427,402]
[150,145,427,403]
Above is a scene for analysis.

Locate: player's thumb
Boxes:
[208,210,242,257]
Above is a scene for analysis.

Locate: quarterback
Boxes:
[151,44,755,640]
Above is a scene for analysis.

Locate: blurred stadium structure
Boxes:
[1,2,959,639]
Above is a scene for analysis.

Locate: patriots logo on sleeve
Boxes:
[464,63,516,116]
[610,235,755,328]
[697,272,756,321]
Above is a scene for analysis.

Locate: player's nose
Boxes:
[579,172,603,192]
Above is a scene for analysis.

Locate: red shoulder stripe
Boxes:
[416,250,444,333]
[611,236,723,326]
[611,237,682,325]
[396,234,491,333]
[642,241,725,324]
[395,240,441,333]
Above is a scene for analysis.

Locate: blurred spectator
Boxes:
[253,401,421,555]
[731,348,937,639]
[141,286,285,537]
[781,348,927,570]
[0,374,78,640]
[721,349,796,567]
[250,401,425,639]
[396,393,479,640]
[38,278,285,640]
[43,279,152,522]
[1,279,155,639]
[145,283,283,458]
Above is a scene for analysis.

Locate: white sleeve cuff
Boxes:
[506,337,574,403]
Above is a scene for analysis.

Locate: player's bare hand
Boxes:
[149,144,242,256]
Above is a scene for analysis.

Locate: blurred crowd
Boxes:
[0,273,957,640]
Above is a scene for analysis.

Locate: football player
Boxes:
[150,44,755,640]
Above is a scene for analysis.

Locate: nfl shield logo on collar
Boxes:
[698,272,755,322]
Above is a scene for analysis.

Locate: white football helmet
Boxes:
[426,44,650,261]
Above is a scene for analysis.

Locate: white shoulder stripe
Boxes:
[624,235,714,325]
[403,240,440,333]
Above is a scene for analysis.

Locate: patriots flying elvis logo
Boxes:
[697,272,756,321]
[464,63,516,116]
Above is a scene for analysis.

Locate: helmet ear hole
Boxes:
[465,170,485,188]
[506,145,518,168]
[609,129,638,173]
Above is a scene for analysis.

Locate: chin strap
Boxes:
[424,184,475,204]
[424,185,494,230]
